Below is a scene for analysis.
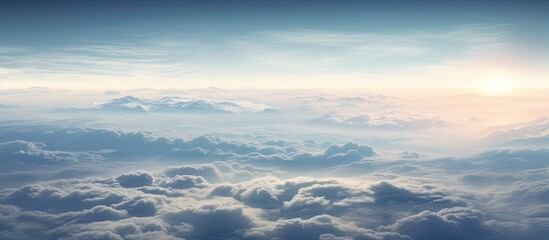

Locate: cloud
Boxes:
[116,197,159,217]
[103,90,122,96]
[0,87,65,96]
[0,125,377,174]
[475,148,549,170]
[53,217,178,240]
[0,40,197,87]
[501,179,549,225]
[244,142,375,169]
[246,214,372,240]
[323,142,374,161]
[163,164,223,183]
[1,183,125,212]
[234,26,503,79]
[0,104,18,109]
[158,175,209,190]
[389,207,493,240]
[0,165,547,240]
[211,176,337,210]
[483,117,549,149]
[308,111,447,130]
[234,24,506,74]
[0,168,107,189]
[0,119,548,239]
[115,172,155,188]
[0,126,293,161]
[508,180,549,205]
[0,127,175,156]
[163,198,255,239]
[62,231,125,240]
[211,176,466,228]
[0,141,102,165]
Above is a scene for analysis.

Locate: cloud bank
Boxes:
[0,164,545,240]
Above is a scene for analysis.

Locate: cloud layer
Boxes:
[0,163,545,240]
[1,92,549,240]
[308,112,447,130]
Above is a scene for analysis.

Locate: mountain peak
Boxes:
[68,96,276,114]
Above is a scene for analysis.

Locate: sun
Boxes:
[479,68,513,96]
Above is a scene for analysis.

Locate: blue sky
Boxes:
[0,0,548,89]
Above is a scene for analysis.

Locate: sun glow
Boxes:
[479,68,513,96]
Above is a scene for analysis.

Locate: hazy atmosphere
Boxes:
[1,1,548,240]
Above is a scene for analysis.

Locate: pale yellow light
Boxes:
[479,68,513,96]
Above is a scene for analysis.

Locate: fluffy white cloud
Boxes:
[0,141,102,165]
[389,207,493,240]
[0,165,546,240]
[0,118,548,240]
[158,175,209,190]
[246,214,371,239]
[163,164,223,183]
[116,172,155,188]
[0,125,379,178]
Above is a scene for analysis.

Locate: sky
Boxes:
[1,1,549,240]
[1,0,548,90]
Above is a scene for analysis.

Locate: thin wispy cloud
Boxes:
[0,24,511,89]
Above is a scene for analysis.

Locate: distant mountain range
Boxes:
[63,96,277,114]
